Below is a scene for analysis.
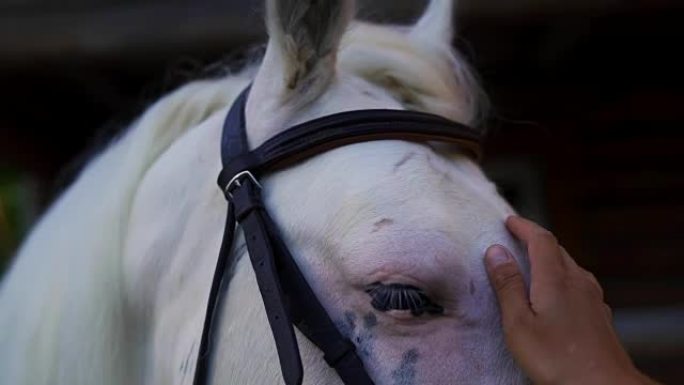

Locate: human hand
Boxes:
[484,216,658,385]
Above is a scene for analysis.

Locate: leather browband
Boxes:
[193,86,484,385]
[218,99,482,189]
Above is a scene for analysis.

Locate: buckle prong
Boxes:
[224,170,262,198]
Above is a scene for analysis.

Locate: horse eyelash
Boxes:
[365,282,444,316]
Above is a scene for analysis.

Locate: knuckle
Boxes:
[492,263,524,292]
[603,303,613,319]
[583,270,597,281]
[533,230,558,245]
[569,278,604,301]
[582,268,593,277]
[566,273,587,288]
[579,271,604,296]
[593,285,605,299]
[550,277,571,293]
[581,281,599,297]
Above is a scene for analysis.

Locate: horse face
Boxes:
[265,139,527,384]
[244,0,529,383]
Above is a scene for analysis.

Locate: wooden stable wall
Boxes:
[1,0,683,381]
[469,8,684,309]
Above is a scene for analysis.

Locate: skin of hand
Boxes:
[484,216,659,385]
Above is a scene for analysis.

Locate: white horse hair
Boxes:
[0,1,529,384]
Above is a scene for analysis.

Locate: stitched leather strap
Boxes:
[192,205,236,385]
[219,99,482,189]
[233,178,304,385]
[231,177,373,385]
[258,201,373,385]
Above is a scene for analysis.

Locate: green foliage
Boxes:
[0,169,37,273]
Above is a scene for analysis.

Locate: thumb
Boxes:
[484,245,530,324]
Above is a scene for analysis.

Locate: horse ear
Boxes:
[409,0,455,47]
[253,0,354,103]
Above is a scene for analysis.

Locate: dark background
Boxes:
[1,0,683,382]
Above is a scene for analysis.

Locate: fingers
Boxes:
[506,215,607,306]
[506,216,565,280]
[484,245,532,323]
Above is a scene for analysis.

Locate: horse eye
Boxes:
[365,282,444,316]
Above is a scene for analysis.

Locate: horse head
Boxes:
[0,1,530,384]
[203,0,530,383]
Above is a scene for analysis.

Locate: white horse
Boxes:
[0,0,530,384]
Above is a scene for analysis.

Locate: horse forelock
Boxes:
[243,18,487,152]
[339,21,486,126]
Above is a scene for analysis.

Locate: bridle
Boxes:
[193,87,484,385]
[192,86,484,385]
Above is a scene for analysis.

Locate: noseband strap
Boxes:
[193,86,484,385]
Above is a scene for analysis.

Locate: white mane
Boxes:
[0,4,515,384]
[0,75,251,384]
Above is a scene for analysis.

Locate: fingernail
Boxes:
[485,245,511,267]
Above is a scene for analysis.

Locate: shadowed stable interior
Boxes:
[1,0,682,382]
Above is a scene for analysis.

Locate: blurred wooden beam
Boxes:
[0,1,264,67]
[0,0,654,68]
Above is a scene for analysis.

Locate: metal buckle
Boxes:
[224,170,262,198]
